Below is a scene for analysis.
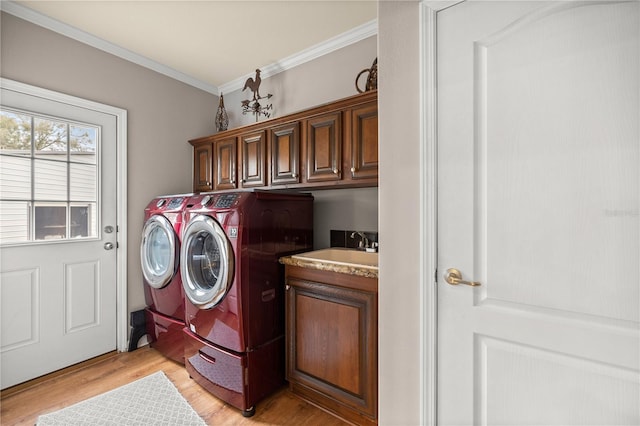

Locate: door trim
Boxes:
[420,1,465,424]
[420,3,438,425]
[0,77,129,353]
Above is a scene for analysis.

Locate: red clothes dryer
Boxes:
[140,194,191,363]
[180,191,313,417]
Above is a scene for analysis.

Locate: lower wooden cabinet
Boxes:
[284,265,378,425]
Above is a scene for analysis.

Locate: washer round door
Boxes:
[180,214,235,310]
[140,215,178,289]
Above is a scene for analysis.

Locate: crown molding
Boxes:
[1,0,220,95]
[218,19,378,95]
[2,1,377,97]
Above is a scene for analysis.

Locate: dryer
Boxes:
[140,194,190,363]
[180,191,313,417]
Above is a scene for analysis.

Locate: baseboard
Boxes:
[0,351,118,399]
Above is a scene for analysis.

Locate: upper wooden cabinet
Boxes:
[214,137,237,190]
[270,122,301,186]
[348,101,378,181]
[193,142,213,192]
[239,130,266,188]
[189,91,377,192]
[304,112,342,183]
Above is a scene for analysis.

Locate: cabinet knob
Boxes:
[285,284,290,291]
[332,168,339,174]
[292,173,298,178]
[350,167,356,173]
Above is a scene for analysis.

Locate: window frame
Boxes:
[0,106,101,246]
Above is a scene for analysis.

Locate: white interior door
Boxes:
[437,1,639,424]
[1,83,118,389]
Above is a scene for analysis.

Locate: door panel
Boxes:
[0,86,118,389]
[214,137,237,190]
[305,112,342,182]
[193,143,212,191]
[349,102,378,180]
[271,122,300,185]
[437,1,639,424]
[240,131,266,187]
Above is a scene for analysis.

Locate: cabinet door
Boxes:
[305,112,342,182]
[240,131,266,188]
[286,277,377,421]
[214,137,237,190]
[349,102,378,181]
[270,123,300,186]
[193,143,212,192]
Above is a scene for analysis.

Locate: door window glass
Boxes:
[0,108,99,244]
[191,231,222,290]
[148,226,172,275]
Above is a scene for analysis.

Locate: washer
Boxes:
[180,190,313,417]
[140,194,190,363]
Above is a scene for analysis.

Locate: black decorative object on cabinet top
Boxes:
[215,93,229,132]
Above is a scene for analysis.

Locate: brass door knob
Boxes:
[444,268,480,286]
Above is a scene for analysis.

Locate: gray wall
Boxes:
[224,35,378,129]
[378,1,423,423]
[312,187,378,249]
[1,12,217,315]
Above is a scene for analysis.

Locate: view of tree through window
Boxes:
[0,108,99,244]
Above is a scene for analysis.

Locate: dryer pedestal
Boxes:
[183,328,285,416]
[145,308,185,364]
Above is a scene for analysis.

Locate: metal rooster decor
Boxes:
[241,69,273,121]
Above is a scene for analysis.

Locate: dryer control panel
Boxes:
[214,194,238,208]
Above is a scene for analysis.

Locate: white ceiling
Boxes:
[7,0,378,95]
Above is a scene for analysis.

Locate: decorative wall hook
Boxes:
[355,57,378,93]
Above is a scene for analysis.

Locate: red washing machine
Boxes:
[140,194,191,364]
[180,190,313,417]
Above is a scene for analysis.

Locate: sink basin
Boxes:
[291,248,378,269]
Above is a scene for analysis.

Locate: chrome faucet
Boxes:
[350,231,369,250]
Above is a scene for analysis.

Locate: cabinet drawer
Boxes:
[184,329,246,409]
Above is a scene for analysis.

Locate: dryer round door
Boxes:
[180,214,235,310]
[140,215,179,289]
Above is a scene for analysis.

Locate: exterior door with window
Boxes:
[0,83,118,389]
[437,1,639,424]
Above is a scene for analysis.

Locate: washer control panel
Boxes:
[166,197,184,210]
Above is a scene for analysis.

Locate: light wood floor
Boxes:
[0,346,347,425]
